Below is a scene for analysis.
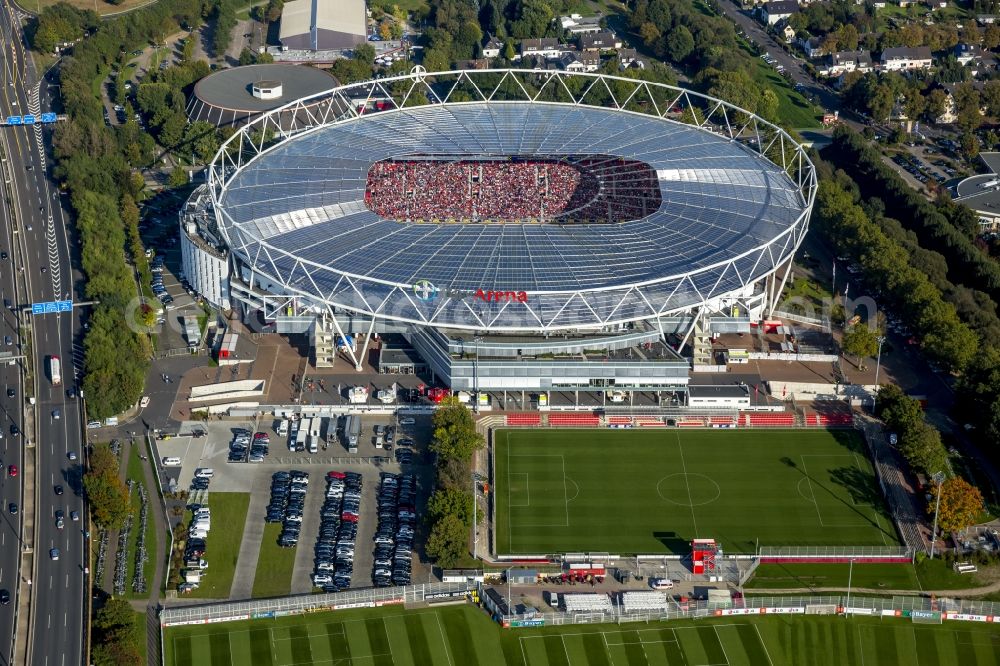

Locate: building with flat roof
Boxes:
[279,0,367,52]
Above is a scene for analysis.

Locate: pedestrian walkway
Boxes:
[229,478,269,599]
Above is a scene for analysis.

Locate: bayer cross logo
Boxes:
[412,280,438,301]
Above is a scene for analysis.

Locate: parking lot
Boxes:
[151,414,433,595]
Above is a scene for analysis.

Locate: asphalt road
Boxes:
[0,3,85,666]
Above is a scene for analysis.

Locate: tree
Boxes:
[424,513,468,567]
[168,167,189,187]
[842,323,879,369]
[430,397,484,462]
[503,40,516,61]
[238,47,256,65]
[353,42,375,64]
[427,487,474,524]
[92,598,142,665]
[664,25,694,63]
[930,477,984,534]
[83,443,130,529]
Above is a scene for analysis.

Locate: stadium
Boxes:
[181,69,816,397]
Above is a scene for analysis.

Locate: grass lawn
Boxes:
[751,59,822,130]
[914,557,989,591]
[746,563,921,591]
[494,428,899,555]
[780,274,833,315]
[164,602,1000,666]
[133,610,147,664]
[250,523,297,598]
[183,493,250,599]
[124,446,157,600]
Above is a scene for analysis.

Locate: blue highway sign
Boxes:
[31,300,72,315]
[6,116,21,125]
[40,113,57,123]
[22,115,35,125]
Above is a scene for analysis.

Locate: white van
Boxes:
[189,528,208,539]
[277,419,289,436]
[162,457,181,467]
[194,468,214,479]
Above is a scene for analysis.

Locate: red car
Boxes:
[327,471,346,480]
[7,465,16,477]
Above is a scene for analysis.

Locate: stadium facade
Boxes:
[180,69,815,399]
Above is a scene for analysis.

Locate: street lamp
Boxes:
[872,335,886,412]
[929,471,946,558]
[845,557,854,615]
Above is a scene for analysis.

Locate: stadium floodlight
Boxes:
[872,335,886,412]
[929,470,946,558]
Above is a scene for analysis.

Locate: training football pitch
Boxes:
[494,428,900,555]
[164,603,1000,665]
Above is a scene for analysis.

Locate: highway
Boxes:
[0,2,85,666]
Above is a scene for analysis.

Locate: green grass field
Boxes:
[183,493,250,599]
[251,524,297,598]
[164,602,1000,666]
[494,429,899,555]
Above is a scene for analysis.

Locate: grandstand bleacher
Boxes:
[506,413,542,427]
[549,413,601,427]
[619,591,669,613]
[365,155,661,224]
[561,593,614,613]
[742,412,796,427]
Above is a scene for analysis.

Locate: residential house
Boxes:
[781,24,796,42]
[455,59,491,71]
[762,1,799,26]
[926,0,947,7]
[820,50,873,76]
[954,43,987,65]
[558,51,600,72]
[797,35,827,58]
[880,46,933,71]
[559,14,603,34]
[518,38,564,60]
[894,0,917,6]
[482,36,504,59]
[579,31,622,51]
[616,48,647,69]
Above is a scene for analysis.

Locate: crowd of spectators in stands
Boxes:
[365,156,661,223]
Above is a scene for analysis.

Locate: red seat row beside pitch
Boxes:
[548,413,601,427]
[505,413,541,426]
[741,413,796,427]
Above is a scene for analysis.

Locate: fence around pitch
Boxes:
[158,582,473,627]
[496,593,1000,628]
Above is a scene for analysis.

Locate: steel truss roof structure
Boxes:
[208,69,815,332]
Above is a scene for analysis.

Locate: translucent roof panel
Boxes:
[217,100,810,329]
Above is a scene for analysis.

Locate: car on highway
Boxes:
[8,502,16,514]
[54,485,63,496]
[49,548,59,561]
[6,388,14,398]
[9,424,18,436]
[0,590,9,605]
[71,510,79,521]
[67,451,77,460]
[52,409,61,419]
[0,251,6,259]
[4,335,10,345]
[7,465,16,477]
[55,510,64,529]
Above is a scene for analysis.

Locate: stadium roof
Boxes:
[211,70,814,331]
[279,0,366,51]
[188,64,336,127]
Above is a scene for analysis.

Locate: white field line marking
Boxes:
[798,455,825,527]
[561,454,570,527]
[754,624,775,666]
[713,626,732,666]
[435,611,455,666]
[675,432,698,534]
